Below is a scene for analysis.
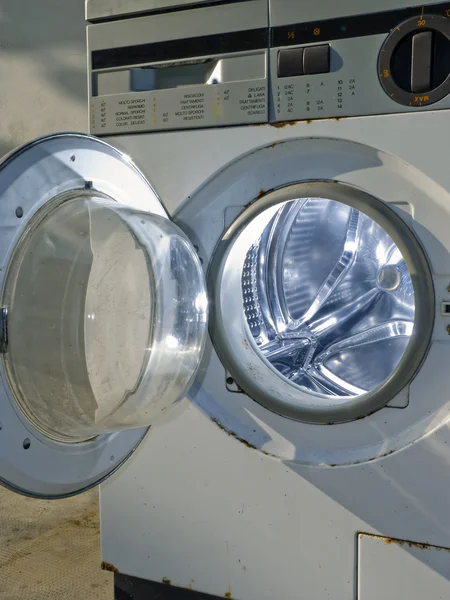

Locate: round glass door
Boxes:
[212,182,434,423]
[0,133,208,497]
[2,192,207,442]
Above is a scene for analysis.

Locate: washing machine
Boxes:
[1,0,450,598]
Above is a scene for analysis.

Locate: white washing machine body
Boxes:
[98,114,450,600]
[0,1,449,599]
[90,1,450,598]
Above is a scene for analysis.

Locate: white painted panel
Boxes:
[359,533,450,600]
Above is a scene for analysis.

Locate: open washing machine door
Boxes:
[0,133,208,498]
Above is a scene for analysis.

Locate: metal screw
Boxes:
[446,324,450,335]
[447,284,450,293]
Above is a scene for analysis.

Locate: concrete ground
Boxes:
[0,486,112,599]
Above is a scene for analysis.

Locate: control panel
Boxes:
[90,52,268,135]
[88,0,269,135]
[87,1,450,135]
[269,2,450,123]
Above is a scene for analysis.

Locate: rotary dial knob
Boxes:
[378,14,450,106]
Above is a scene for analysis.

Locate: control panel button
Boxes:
[303,45,330,75]
[278,48,304,78]
[411,31,432,93]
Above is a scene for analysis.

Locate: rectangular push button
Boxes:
[278,48,304,78]
[303,44,330,75]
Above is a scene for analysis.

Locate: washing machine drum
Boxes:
[244,198,413,396]
[212,183,433,424]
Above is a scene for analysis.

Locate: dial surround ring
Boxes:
[378,14,450,106]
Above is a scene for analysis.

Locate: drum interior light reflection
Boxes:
[241,198,415,398]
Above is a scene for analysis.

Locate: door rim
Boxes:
[208,180,434,424]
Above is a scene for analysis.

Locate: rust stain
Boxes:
[185,579,195,590]
[358,448,396,465]
[264,140,287,150]
[225,587,233,598]
[384,537,429,550]
[327,447,397,467]
[325,404,388,428]
[211,417,258,450]
[361,533,450,552]
[101,561,119,573]
[261,450,275,457]
[162,577,172,585]
[269,116,347,128]
[245,188,269,208]
[379,448,395,459]
[270,120,297,128]
[210,417,277,458]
